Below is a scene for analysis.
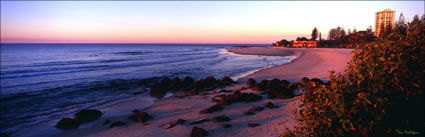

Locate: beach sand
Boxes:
[49,47,353,137]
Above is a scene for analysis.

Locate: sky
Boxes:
[1,1,424,44]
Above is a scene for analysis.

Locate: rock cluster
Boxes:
[55,109,103,130]
[150,76,236,98]
[129,109,153,123]
[247,78,296,99]
[190,126,208,137]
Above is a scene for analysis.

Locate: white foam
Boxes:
[220,48,302,81]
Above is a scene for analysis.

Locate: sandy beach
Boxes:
[48,47,353,137]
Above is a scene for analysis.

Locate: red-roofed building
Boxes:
[292,41,317,48]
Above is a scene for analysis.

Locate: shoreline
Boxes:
[21,46,352,137]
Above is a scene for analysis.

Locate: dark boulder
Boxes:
[0,133,9,137]
[264,102,279,109]
[150,86,168,98]
[267,78,281,90]
[269,87,294,99]
[160,77,172,86]
[181,88,198,95]
[168,77,182,90]
[244,106,264,115]
[129,110,152,123]
[214,76,234,88]
[219,89,233,93]
[103,119,111,125]
[217,99,232,106]
[213,115,230,122]
[310,78,324,85]
[55,118,81,130]
[252,80,269,91]
[248,123,261,127]
[182,76,194,89]
[189,119,210,125]
[109,121,125,128]
[240,93,263,102]
[298,77,311,87]
[74,109,102,123]
[200,105,223,114]
[160,119,186,129]
[190,126,208,137]
[246,78,257,88]
[248,106,264,112]
[221,123,232,128]
[244,111,255,115]
[280,80,291,87]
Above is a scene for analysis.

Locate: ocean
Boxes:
[0,43,295,135]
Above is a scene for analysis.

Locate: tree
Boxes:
[348,29,351,35]
[327,28,337,40]
[311,27,318,40]
[353,28,357,34]
[367,25,373,35]
[393,13,408,37]
[283,13,425,137]
[296,37,309,41]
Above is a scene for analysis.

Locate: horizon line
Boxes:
[0,42,271,45]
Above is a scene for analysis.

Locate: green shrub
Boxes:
[283,14,425,137]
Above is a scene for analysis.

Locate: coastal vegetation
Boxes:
[282,14,425,137]
[274,13,415,49]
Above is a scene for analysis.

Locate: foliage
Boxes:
[296,37,309,41]
[282,14,425,137]
[311,27,318,40]
[272,39,291,47]
[327,26,346,42]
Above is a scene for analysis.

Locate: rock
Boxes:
[74,109,102,123]
[169,77,182,90]
[0,133,9,137]
[160,119,186,129]
[298,77,310,87]
[280,80,291,87]
[149,83,168,98]
[219,89,233,93]
[217,99,232,106]
[182,76,194,89]
[267,78,281,90]
[200,105,223,114]
[264,102,279,109]
[181,88,198,95]
[133,91,143,95]
[221,123,232,128]
[103,120,111,125]
[246,78,257,88]
[244,111,256,115]
[55,118,81,130]
[213,115,230,122]
[129,111,152,123]
[270,87,294,99]
[244,106,264,115]
[189,119,210,125]
[214,76,234,88]
[109,121,125,128]
[310,78,324,85]
[160,77,172,87]
[248,123,261,127]
[248,106,264,112]
[240,93,263,102]
[252,80,269,91]
[190,126,208,137]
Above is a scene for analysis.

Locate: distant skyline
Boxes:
[1,1,424,44]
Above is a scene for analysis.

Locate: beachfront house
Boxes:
[292,40,317,48]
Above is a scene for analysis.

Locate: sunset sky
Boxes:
[1,1,424,44]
